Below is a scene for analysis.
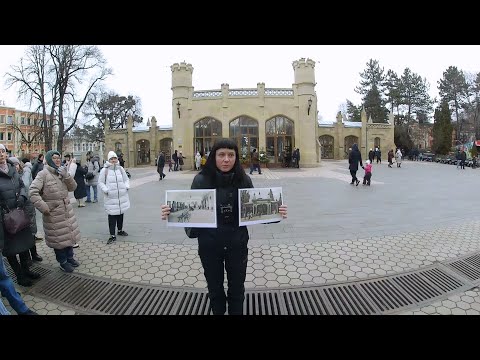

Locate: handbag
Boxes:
[85,172,94,180]
[3,207,31,235]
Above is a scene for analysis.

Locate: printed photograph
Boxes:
[166,189,217,228]
[239,187,283,226]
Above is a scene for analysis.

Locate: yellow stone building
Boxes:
[104,58,394,167]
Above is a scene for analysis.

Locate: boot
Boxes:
[30,245,43,262]
[20,251,41,280]
[7,256,33,287]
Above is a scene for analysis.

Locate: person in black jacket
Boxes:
[31,153,44,180]
[348,143,363,186]
[157,152,166,180]
[161,138,287,315]
[0,144,40,287]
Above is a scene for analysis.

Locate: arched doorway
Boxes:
[344,136,358,158]
[194,117,222,156]
[160,138,173,161]
[319,135,334,159]
[374,137,381,150]
[229,116,259,161]
[136,139,150,165]
[266,116,295,166]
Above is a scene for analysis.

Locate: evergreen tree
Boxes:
[364,86,388,123]
[400,68,434,124]
[346,99,361,122]
[355,59,388,122]
[432,101,453,155]
[384,69,402,115]
[438,66,468,134]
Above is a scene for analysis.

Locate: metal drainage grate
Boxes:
[23,251,480,315]
[90,283,144,315]
[359,279,413,312]
[175,291,211,315]
[245,290,283,315]
[3,259,53,285]
[445,260,480,282]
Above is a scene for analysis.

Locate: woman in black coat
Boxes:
[74,160,88,207]
[161,138,288,315]
[0,145,39,287]
[348,143,364,186]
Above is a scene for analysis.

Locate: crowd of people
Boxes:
[0,146,131,315]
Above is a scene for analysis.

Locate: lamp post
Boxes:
[307,98,312,115]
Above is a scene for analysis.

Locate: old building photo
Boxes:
[239,187,283,225]
[166,189,216,227]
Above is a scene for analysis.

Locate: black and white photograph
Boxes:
[239,187,283,226]
[166,189,217,228]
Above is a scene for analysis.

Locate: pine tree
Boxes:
[432,101,453,155]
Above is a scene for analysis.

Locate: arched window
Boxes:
[319,135,334,159]
[136,139,150,165]
[229,116,259,161]
[265,116,294,166]
[115,142,122,154]
[160,138,173,160]
[344,135,359,159]
[194,117,222,156]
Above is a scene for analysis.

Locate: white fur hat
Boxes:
[108,151,118,160]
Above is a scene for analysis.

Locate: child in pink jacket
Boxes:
[363,160,372,186]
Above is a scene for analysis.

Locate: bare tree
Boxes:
[5,45,56,150]
[47,45,112,151]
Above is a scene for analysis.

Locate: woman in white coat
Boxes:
[98,151,130,244]
[395,148,403,168]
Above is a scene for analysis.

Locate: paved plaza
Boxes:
[3,160,480,315]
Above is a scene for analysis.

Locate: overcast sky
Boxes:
[1,45,480,127]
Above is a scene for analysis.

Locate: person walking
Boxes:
[172,150,179,171]
[348,143,363,186]
[161,138,288,315]
[29,150,81,273]
[249,148,262,175]
[98,151,130,245]
[388,149,394,168]
[460,148,467,170]
[157,152,166,180]
[395,148,403,168]
[195,151,201,171]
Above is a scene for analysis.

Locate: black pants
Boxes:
[198,237,248,315]
[461,160,465,169]
[363,172,371,185]
[108,214,124,236]
[350,169,358,183]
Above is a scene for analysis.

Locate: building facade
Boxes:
[104,58,394,168]
[0,102,54,158]
[318,110,395,160]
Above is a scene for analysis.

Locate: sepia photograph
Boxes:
[166,189,217,228]
[238,187,283,226]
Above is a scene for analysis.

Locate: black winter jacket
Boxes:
[0,162,35,256]
[187,171,253,243]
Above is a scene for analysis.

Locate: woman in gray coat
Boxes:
[85,151,100,203]
[29,150,81,273]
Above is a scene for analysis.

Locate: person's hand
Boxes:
[57,165,68,178]
[161,205,171,220]
[279,204,288,219]
[71,158,76,164]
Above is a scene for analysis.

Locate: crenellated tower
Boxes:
[292,58,318,166]
[171,62,194,155]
